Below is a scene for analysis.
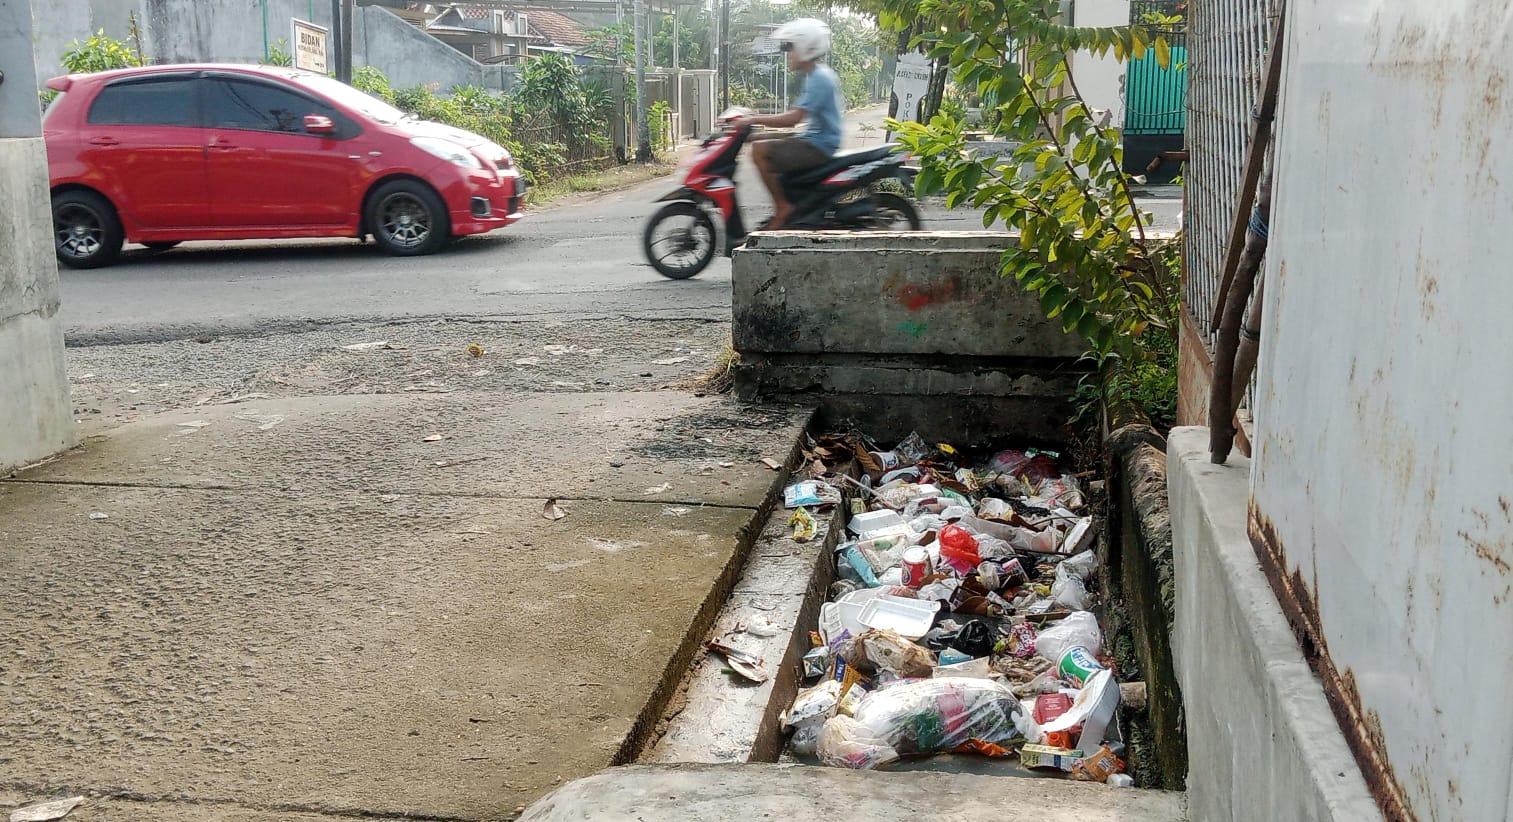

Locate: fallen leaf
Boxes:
[422,434,446,442]
[652,357,690,365]
[235,413,284,431]
[760,458,783,470]
[466,343,486,357]
[10,797,84,822]
[543,499,568,521]
[342,341,390,352]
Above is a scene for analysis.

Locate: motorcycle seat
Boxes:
[781,144,901,187]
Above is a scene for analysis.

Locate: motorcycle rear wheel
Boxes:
[868,192,923,231]
[644,201,718,279]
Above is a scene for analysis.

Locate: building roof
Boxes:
[519,7,591,48]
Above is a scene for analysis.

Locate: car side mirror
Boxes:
[304,115,336,135]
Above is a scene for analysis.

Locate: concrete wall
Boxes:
[1167,429,1380,822]
[28,1,511,93]
[352,6,515,93]
[731,232,1087,444]
[2,0,77,471]
[1241,2,1513,818]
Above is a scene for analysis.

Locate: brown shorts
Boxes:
[764,137,831,173]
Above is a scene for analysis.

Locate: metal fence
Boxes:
[1183,0,1278,339]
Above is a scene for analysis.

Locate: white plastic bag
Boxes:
[1050,557,1095,610]
[1051,570,1090,610]
[1035,610,1104,661]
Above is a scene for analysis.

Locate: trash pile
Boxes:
[778,432,1132,786]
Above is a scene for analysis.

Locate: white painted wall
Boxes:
[1069,0,1128,126]
[1253,1,1513,820]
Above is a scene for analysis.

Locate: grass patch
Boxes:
[529,158,680,207]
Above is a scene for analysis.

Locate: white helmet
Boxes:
[774,18,831,62]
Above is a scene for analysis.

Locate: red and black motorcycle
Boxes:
[641,108,922,279]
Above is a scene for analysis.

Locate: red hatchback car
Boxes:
[43,64,526,268]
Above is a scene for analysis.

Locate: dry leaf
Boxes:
[760,458,783,470]
[422,434,445,442]
[543,499,568,521]
[466,343,486,357]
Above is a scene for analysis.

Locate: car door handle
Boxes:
[206,136,236,149]
[88,136,120,146]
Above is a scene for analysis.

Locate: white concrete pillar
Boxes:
[0,0,76,472]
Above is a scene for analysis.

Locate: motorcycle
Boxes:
[641,107,922,279]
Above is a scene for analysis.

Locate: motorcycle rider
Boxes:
[732,18,843,230]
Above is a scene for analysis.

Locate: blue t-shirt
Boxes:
[795,63,843,155]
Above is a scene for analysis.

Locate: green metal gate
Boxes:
[1124,0,1187,179]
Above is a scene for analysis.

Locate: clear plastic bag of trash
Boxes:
[1035,610,1103,660]
[1035,474,1085,510]
[842,629,937,678]
[817,714,900,768]
[818,678,1023,768]
[987,449,1060,483]
[783,680,842,755]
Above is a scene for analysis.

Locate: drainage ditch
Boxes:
[641,421,1181,793]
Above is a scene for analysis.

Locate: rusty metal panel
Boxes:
[1183,0,1277,341]
[1251,1,1513,820]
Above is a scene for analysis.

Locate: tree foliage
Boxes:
[61,30,143,74]
[880,0,1180,363]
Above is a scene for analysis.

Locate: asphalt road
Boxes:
[58,111,1180,345]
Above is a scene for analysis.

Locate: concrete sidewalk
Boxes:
[0,391,810,820]
[521,764,1188,821]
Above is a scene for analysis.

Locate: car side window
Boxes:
[87,78,198,126]
[205,79,341,135]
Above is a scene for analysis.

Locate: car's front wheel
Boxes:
[366,180,450,257]
[52,190,124,269]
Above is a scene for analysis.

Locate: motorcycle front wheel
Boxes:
[643,201,718,279]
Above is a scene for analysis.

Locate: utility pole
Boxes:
[633,0,651,161]
[340,0,354,82]
[719,0,730,111]
[330,0,343,76]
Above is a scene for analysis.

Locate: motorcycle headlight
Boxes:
[411,137,482,169]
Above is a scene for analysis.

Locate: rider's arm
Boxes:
[746,108,806,129]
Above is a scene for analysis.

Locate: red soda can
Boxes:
[902,547,931,589]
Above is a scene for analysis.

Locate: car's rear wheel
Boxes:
[52,190,124,269]
[141,241,181,251]
[367,180,450,257]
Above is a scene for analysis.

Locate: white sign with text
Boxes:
[292,19,329,74]
[892,51,932,123]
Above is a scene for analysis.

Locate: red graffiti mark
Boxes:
[896,278,959,311]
